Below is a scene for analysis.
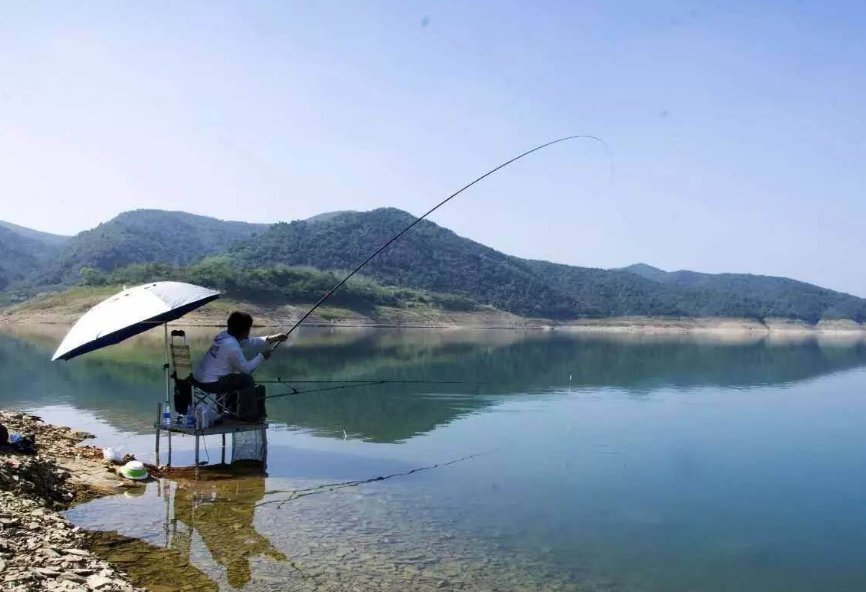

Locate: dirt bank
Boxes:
[0,411,147,592]
[3,300,865,336]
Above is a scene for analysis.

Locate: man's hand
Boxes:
[266,333,288,344]
[262,349,272,360]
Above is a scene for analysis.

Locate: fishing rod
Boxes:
[271,134,609,350]
[265,380,389,399]
[264,378,489,399]
[256,378,476,385]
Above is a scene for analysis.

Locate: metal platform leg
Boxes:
[155,404,161,465]
[194,432,200,477]
[262,428,268,472]
[221,433,226,465]
[167,429,172,467]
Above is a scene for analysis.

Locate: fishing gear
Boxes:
[271,134,610,350]
[264,380,389,399]
[263,378,484,399]
[257,452,485,509]
[256,378,475,385]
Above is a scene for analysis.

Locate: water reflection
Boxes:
[2,326,866,443]
[73,462,587,592]
[34,325,866,592]
[86,467,286,592]
[171,470,287,588]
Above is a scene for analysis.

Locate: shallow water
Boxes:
[2,326,866,591]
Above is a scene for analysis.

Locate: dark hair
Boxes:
[227,311,254,338]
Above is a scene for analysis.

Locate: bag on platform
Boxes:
[193,400,220,429]
[236,385,266,422]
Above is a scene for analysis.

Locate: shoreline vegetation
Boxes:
[2,287,864,335]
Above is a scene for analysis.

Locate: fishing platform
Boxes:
[154,415,268,469]
[49,281,272,473]
[155,327,269,471]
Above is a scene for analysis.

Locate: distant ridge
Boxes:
[1,208,864,324]
[621,263,669,282]
[32,210,270,285]
[0,220,70,247]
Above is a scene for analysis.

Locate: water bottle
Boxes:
[161,403,172,427]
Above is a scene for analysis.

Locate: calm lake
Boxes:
[2,325,866,592]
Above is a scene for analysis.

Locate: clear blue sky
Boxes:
[1,1,864,296]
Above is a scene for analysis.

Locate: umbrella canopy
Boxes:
[52,282,220,361]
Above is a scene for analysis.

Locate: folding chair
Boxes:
[170,330,235,420]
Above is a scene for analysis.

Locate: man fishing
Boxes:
[194,312,287,418]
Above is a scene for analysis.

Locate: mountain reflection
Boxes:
[1,326,865,443]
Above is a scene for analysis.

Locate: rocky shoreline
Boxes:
[0,411,146,592]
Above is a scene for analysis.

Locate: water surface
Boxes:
[2,325,866,591]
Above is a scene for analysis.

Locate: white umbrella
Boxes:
[52,281,220,361]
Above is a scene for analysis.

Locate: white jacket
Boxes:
[194,331,269,383]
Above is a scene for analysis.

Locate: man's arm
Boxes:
[226,342,264,374]
[239,334,287,354]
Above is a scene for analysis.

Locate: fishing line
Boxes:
[262,377,488,399]
[264,380,389,399]
[271,134,611,350]
[257,378,475,385]
[256,452,485,510]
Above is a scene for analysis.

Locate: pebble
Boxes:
[0,410,145,592]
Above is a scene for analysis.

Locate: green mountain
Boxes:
[619,263,866,322]
[0,222,69,291]
[1,208,864,323]
[33,210,269,286]
[228,208,866,323]
[0,220,70,247]
[230,208,578,318]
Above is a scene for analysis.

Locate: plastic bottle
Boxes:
[161,402,172,427]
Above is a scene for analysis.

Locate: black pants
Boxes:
[199,373,255,394]
[200,374,265,421]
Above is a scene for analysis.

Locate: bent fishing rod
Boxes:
[271,134,610,351]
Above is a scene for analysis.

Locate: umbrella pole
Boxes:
[163,323,170,405]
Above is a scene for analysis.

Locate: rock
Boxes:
[0,411,145,592]
[66,574,88,583]
[85,574,113,589]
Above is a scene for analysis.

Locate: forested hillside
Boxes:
[0,224,66,291]
[0,221,69,247]
[230,208,578,318]
[1,208,864,323]
[230,208,866,322]
[76,258,478,312]
[32,210,269,285]
[620,264,866,322]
